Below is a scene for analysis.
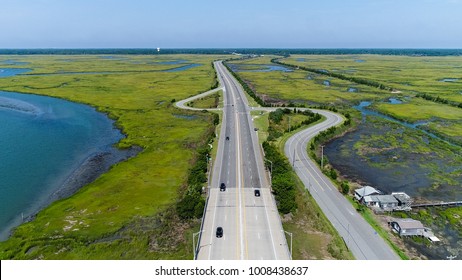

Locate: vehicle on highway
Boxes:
[254,189,260,197]
[220,183,226,191]
[226,136,229,140]
[216,227,223,238]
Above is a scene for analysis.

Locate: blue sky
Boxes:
[1,0,461,48]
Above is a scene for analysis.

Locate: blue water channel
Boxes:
[0,70,123,240]
[0,68,32,77]
[163,63,201,72]
[353,100,446,142]
[228,64,293,73]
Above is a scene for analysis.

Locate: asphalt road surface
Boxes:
[177,62,398,260]
[196,62,291,260]
[285,109,399,260]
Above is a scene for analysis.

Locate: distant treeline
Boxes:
[1,48,462,56]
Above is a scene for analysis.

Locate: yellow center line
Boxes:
[232,94,240,260]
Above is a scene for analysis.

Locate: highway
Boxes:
[195,61,291,260]
[176,61,398,260]
[285,109,399,260]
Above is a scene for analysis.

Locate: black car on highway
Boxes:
[254,189,261,197]
[220,183,226,191]
[216,227,223,238]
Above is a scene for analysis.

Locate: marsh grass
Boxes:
[189,91,221,109]
[0,54,228,259]
[229,57,391,106]
[282,55,462,144]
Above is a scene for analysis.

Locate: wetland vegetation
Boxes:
[1,51,461,260]
[0,54,227,259]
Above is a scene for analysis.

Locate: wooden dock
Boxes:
[412,201,462,208]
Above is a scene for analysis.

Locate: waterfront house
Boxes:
[392,192,412,211]
[375,195,399,211]
[389,218,440,242]
[354,186,381,201]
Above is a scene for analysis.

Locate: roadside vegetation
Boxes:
[0,54,228,259]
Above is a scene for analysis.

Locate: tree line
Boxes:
[176,112,219,220]
[272,58,392,91]
[262,141,297,214]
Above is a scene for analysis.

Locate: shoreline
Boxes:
[0,145,142,241]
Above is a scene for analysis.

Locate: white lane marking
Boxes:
[208,188,220,260]
[258,232,261,240]
[236,96,246,260]
[261,187,278,260]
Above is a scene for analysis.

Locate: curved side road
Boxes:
[175,87,223,111]
[285,109,399,260]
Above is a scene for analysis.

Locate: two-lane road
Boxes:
[285,109,399,260]
[196,61,290,260]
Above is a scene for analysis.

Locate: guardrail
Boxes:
[193,154,214,260]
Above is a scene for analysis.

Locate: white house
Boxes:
[354,186,381,201]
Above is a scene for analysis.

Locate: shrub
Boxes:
[341,181,350,194]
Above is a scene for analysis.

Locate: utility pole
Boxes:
[207,155,212,192]
[292,147,296,167]
[347,224,350,248]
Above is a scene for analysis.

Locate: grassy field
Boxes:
[0,54,228,259]
[228,57,391,106]
[283,55,462,103]
[278,55,462,145]
[188,91,221,109]
[373,98,462,144]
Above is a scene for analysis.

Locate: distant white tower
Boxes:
[157,47,160,52]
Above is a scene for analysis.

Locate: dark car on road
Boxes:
[220,183,226,191]
[254,189,261,197]
[216,227,223,238]
[226,136,229,140]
